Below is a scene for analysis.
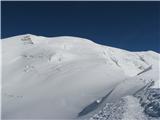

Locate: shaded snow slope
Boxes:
[2,34,160,119]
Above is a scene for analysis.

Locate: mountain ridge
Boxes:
[2,34,159,54]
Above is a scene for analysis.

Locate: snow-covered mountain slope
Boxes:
[1,34,160,119]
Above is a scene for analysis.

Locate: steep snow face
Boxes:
[2,34,160,119]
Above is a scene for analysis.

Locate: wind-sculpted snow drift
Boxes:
[2,34,160,119]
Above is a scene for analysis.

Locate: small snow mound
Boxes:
[49,52,76,64]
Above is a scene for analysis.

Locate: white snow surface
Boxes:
[2,34,160,119]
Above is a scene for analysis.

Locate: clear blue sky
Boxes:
[1,1,160,52]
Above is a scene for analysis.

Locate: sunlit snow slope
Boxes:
[2,34,160,119]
